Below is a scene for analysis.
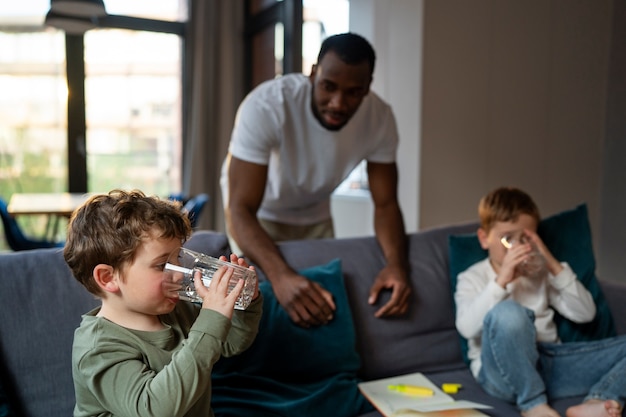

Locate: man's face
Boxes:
[309,50,372,131]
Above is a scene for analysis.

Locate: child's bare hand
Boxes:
[524,229,562,275]
[194,267,244,319]
[497,244,530,287]
[219,254,260,301]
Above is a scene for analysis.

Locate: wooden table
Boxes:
[7,193,92,240]
[7,193,91,217]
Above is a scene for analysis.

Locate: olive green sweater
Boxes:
[72,297,262,417]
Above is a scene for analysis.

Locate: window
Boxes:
[245,0,349,87]
[0,29,67,195]
[83,28,182,194]
[0,0,185,250]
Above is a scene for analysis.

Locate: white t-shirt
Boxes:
[220,73,399,225]
[454,258,596,377]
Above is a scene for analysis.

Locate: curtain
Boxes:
[183,0,245,232]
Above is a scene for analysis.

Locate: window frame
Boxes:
[65,14,185,193]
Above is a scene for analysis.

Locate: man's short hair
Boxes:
[317,32,376,75]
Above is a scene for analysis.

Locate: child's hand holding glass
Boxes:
[500,231,547,279]
[162,248,258,314]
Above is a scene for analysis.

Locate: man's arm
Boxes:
[366,161,411,317]
[226,155,336,327]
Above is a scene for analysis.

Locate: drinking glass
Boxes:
[163,247,257,310]
[500,235,546,278]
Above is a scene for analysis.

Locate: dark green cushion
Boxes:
[211,258,372,417]
[0,378,15,417]
[449,204,616,364]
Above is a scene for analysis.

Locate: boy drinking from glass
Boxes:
[64,189,262,417]
[455,186,625,417]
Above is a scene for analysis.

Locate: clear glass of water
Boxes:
[500,235,546,278]
[163,247,257,310]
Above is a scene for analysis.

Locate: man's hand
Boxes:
[368,264,411,318]
[272,271,336,328]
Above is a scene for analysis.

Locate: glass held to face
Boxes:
[162,247,257,310]
[500,234,546,278]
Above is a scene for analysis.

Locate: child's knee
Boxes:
[484,300,534,334]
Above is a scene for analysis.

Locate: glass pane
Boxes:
[0,0,48,26]
[303,0,349,72]
[0,29,68,250]
[104,0,187,22]
[84,29,182,196]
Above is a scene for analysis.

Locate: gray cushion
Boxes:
[0,248,98,417]
[183,230,230,256]
[271,222,477,381]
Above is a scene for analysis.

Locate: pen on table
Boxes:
[387,384,434,397]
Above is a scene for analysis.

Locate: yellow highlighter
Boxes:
[442,383,462,394]
[388,384,434,397]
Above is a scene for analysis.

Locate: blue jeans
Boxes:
[477,300,626,411]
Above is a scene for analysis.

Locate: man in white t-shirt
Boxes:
[221,33,410,328]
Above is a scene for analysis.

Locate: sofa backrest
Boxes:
[0,248,98,417]
[5,224,619,417]
[179,224,479,380]
[272,222,478,381]
[0,230,230,417]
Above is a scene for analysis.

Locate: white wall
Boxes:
[350,0,423,234]
[349,0,625,282]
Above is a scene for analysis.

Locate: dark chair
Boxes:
[182,193,210,229]
[167,192,189,205]
[0,198,64,251]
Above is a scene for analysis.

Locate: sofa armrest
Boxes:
[600,279,626,335]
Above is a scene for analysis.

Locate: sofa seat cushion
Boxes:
[424,368,585,417]
[211,258,372,416]
[449,204,617,363]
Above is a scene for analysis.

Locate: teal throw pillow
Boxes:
[211,258,372,417]
[0,378,15,417]
[448,204,616,364]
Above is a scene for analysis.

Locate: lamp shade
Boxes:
[49,0,107,17]
[44,10,97,34]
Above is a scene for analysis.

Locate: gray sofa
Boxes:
[0,224,624,417]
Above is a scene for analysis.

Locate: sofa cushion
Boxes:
[0,248,100,417]
[0,378,15,417]
[449,204,617,363]
[183,230,230,256]
[211,258,371,416]
[270,223,478,381]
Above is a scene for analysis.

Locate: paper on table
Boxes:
[408,400,492,412]
[392,409,489,417]
[358,372,492,417]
